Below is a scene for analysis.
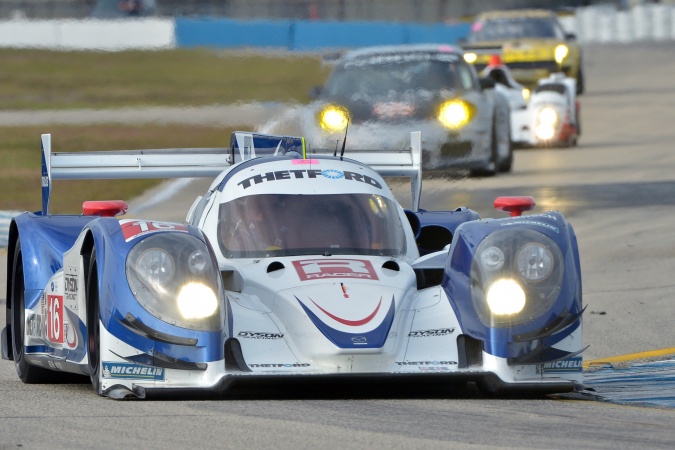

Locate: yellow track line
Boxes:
[584,347,675,369]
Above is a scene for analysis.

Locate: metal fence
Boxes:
[0,0,621,21]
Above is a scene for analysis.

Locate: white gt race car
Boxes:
[2,131,584,399]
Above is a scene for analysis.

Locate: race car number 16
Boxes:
[121,219,188,241]
[47,295,64,343]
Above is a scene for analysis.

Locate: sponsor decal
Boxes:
[120,219,188,242]
[542,357,583,373]
[292,159,319,165]
[238,331,284,340]
[293,258,378,281]
[351,336,367,345]
[408,328,455,338]
[64,272,78,308]
[237,169,382,190]
[102,362,165,380]
[46,295,64,344]
[396,361,457,366]
[26,312,46,339]
[418,367,451,372]
[500,220,559,233]
[249,363,310,368]
[310,296,382,327]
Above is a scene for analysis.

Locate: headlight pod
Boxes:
[554,44,569,64]
[437,99,476,129]
[127,233,223,331]
[318,104,350,132]
[471,228,564,327]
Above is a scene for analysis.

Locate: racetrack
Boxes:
[1,43,675,449]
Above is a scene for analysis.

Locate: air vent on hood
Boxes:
[267,261,285,273]
[382,260,400,271]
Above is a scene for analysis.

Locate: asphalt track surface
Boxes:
[1,43,675,449]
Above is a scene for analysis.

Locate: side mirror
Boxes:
[565,32,577,41]
[479,77,496,90]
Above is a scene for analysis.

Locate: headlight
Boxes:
[538,107,558,125]
[522,88,530,102]
[486,279,526,315]
[136,248,175,286]
[517,243,553,281]
[437,99,475,129]
[471,229,564,327]
[535,107,560,141]
[554,45,569,64]
[463,52,477,64]
[318,104,350,132]
[127,233,223,331]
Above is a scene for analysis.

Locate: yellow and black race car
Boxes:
[461,9,584,94]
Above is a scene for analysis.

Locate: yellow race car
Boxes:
[461,9,584,94]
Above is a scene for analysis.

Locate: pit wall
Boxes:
[0,4,672,51]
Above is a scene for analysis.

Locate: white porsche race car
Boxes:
[2,131,584,399]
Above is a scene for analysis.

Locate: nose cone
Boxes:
[280,283,403,350]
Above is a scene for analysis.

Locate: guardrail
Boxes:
[0,5,673,51]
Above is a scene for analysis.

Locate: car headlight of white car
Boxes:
[317,104,350,132]
[437,99,476,129]
[534,105,562,141]
[126,233,223,330]
[471,228,564,327]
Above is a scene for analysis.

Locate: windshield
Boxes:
[469,18,564,42]
[324,54,472,99]
[218,193,407,258]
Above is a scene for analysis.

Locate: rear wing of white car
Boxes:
[40,130,422,215]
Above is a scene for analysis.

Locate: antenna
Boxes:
[339,120,350,160]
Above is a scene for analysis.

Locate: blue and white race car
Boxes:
[2,131,584,399]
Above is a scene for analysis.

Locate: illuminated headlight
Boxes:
[554,45,569,64]
[471,229,564,327]
[177,282,218,319]
[538,107,558,125]
[127,233,223,331]
[522,88,530,102]
[463,52,478,64]
[486,279,526,315]
[535,107,559,140]
[318,105,350,132]
[437,99,475,129]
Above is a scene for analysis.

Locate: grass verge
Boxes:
[0,48,328,110]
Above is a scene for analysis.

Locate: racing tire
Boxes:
[470,122,498,178]
[86,247,102,395]
[576,66,585,95]
[499,120,514,173]
[10,241,54,383]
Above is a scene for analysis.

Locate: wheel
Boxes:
[576,66,585,95]
[11,241,54,383]
[470,122,498,178]
[86,247,102,394]
[499,118,513,173]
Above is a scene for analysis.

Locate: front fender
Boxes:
[443,212,582,361]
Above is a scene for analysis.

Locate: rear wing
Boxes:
[40,130,421,215]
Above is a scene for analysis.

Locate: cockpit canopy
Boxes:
[218,193,407,259]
